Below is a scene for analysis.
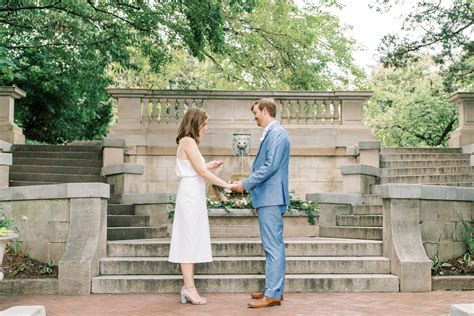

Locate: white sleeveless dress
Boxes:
[168,154,213,263]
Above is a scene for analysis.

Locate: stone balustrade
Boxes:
[107,89,374,148]
[448,92,474,148]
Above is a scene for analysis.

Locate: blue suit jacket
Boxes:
[242,121,290,209]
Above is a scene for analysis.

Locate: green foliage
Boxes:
[0,0,252,143]
[373,0,473,92]
[366,56,458,147]
[109,0,363,90]
[39,259,55,275]
[458,213,474,255]
[430,255,452,275]
[167,190,319,225]
[0,214,15,237]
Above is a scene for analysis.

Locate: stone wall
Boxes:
[124,146,350,199]
[420,200,473,261]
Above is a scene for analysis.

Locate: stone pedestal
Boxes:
[341,164,380,194]
[448,92,474,148]
[0,86,26,144]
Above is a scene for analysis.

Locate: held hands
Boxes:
[229,181,245,193]
[206,160,223,170]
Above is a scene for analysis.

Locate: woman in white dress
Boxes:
[169,108,236,305]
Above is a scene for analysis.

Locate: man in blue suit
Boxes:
[234,98,290,308]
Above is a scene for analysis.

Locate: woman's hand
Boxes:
[206,160,223,170]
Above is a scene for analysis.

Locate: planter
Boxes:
[0,232,18,281]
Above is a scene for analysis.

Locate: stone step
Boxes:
[12,144,102,152]
[108,204,135,216]
[106,238,384,257]
[12,157,102,167]
[362,194,383,205]
[380,174,472,184]
[107,226,169,241]
[380,159,470,168]
[381,147,462,153]
[320,226,382,240]
[10,165,101,175]
[428,182,473,187]
[209,225,317,238]
[13,151,101,160]
[9,172,106,183]
[352,205,383,215]
[109,195,124,204]
[9,180,60,187]
[209,215,310,226]
[92,274,400,293]
[381,166,473,177]
[380,153,470,161]
[336,215,383,227]
[107,215,149,227]
[99,256,391,275]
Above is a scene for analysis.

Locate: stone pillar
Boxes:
[0,86,26,144]
[448,92,474,147]
[102,138,125,167]
[341,164,380,194]
[0,140,12,187]
[102,163,145,194]
[357,141,380,167]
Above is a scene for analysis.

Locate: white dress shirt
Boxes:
[260,120,278,142]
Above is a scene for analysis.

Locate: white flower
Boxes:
[22,215,28,221]
[224,189,232,194]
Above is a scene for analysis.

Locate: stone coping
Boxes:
[208,208,316,217]
[108,89,373,100]
[432,276,474,291]
[0,140,12,152]
[0,85,26,98]
[0,183,110,201]
[448,91,474,103]
[358,141,380,150]
[380,184,474,201]
[121,193,175,205]
[306,192,363,205]
[462,144,474,154]
[0,152,12,165]
[341,164,380,177]
[0,279,58,294]
[101,163,144,176]
[102,138,126,148]
[449,304,474,316]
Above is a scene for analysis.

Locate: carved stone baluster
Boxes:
[199,99,205,109]
[324,100,332,125]
[141,98,149,125]
[333,100,341,124]
[308,100,316,124]
[315,100,324,125]
[301,99,309,124]
[289,100,298,125]
[279,100,288,124]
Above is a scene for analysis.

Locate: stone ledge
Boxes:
[0,183,110,201]
[0,152,12,165]
[0,279,58,294]
[306,192,363,205]
[432,276,474,291]
[101,163,144,176]
[208,208,316,217]
[358,141,380,150]
[121,193,176,205]
[1,305,46,316]
[0,140,12,153]
[462,144,474,154]
[341,164,380,176]
[380,184,474,201]
[102,138,126,148]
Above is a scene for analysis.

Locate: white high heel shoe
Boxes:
[180,286,207,305]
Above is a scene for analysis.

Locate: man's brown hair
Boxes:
[176,108,208,145]
[251,98,277,118]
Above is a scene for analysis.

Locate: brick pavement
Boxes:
[0,291,473,315]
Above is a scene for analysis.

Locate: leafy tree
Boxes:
[366,56,458,147]
[372,0,473,92]
[0,0,253,143]
[109,0,363,90]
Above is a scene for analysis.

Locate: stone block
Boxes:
[358,149,379,167]
[1,305,46,316]
[102,163,144,176]
[318,203,351,226]
[420,220,454,242]
[438,241,467,261]
[48,242,66,263]
[423,242,438,259]
[343,174,376,194]
[449,304,474,316]
[420,200,472,222]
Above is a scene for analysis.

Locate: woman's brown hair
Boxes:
[176,108,208,145]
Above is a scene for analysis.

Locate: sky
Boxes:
[329,0,414,73]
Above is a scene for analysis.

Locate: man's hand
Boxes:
[206,160,223,170]
[231,181,245,193]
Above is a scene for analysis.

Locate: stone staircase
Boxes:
[92,204,399,293]
[379,147,472,187]
[10,144,105,186]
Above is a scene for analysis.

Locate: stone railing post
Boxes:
[102,139,125,167]
[0,86,25,144]
[448,92,474,147]
[0,140,12,187]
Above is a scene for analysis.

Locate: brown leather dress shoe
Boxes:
[248,297,282,308]
[251,292,283,300]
